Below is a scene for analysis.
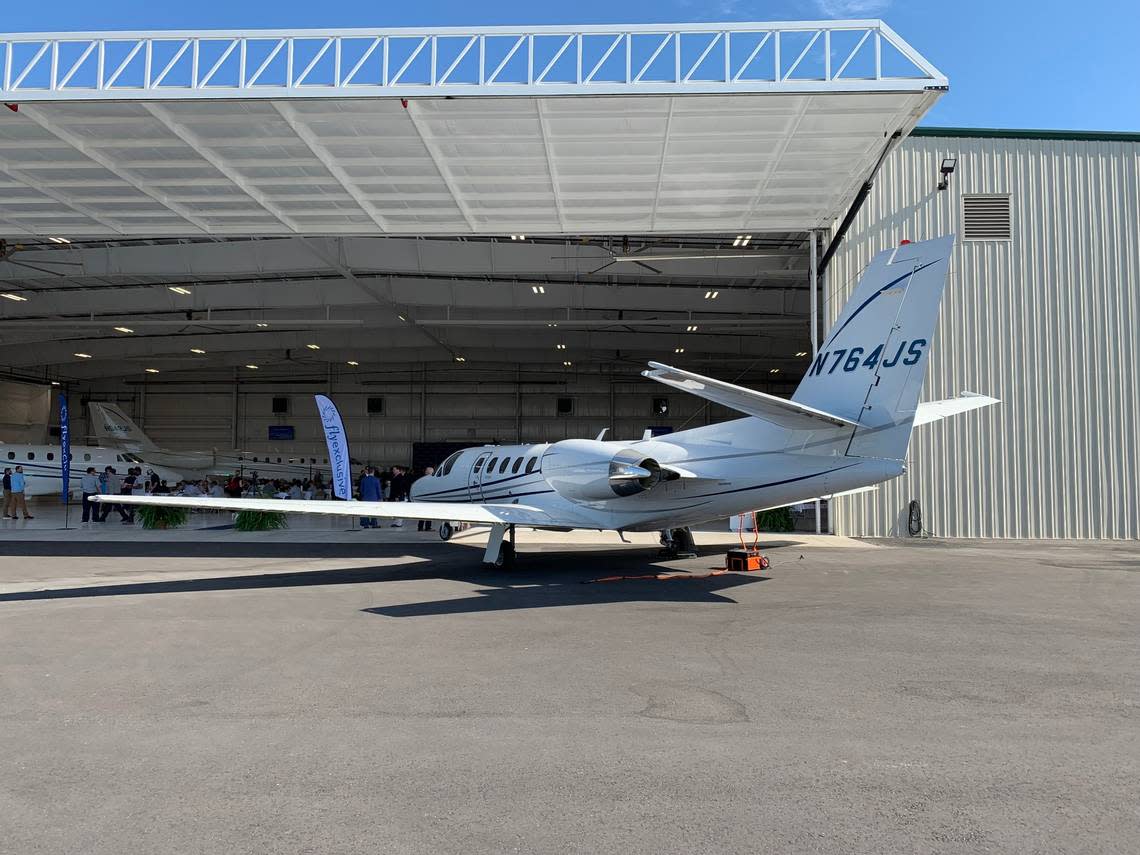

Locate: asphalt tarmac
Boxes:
[1,536,1137,854]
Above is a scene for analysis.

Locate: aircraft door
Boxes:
[468,452,491,501]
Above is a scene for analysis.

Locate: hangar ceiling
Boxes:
[0,233,816,380]
[0,21,946,386]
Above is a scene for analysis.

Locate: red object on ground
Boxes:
[4,104,18,113]
[900,238,912,244]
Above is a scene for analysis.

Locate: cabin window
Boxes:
[486,457,498,475]
[84,453,91,462]
[6,451,12,460]
[473,457,485,473]
[47,452,55,461]
[498,457,511,474]
[27,452,35,460]
[525,456,538,474]
[512,458,523,474]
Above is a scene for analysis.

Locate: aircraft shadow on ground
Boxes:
[0,545,772,615]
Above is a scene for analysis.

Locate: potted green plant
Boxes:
[137,505,190,530]
[754,506,795,533]
[233,510,289,532]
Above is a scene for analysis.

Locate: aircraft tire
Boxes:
[439,522,453,541]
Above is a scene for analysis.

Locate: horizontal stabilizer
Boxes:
[642,362,857,430]
[914,392,1000,426]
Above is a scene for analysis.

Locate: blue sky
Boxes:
[3,0,1137,131]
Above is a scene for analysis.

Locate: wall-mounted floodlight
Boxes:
[938,156,958,191]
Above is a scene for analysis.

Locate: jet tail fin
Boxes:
[88,402,157,451]
[793,235,957,460]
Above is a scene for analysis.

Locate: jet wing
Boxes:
[641,361,857,429]
[914,392,1000,426]
[97,494,554,527]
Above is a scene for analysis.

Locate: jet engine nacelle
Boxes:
[541,438,665,504]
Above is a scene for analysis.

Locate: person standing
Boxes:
[99,467,129,523]
[417,466,435,531]
[80,466,100,523]
[2,467,12,519]
[388,465,407,527]
[359,467,382,528]
[9,465,33,520]
[119,467,138,524]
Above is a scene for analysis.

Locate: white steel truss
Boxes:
[0,21,946,101]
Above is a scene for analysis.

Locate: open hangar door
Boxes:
[0,232,819,463]
[0,21,945,482]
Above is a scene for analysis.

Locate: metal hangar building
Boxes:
[0,21,1135,539]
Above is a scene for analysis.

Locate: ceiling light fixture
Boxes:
[255,322,269,328]
[796,351,809,357]
[547,322,558,328]
[245,364,259,370]
[346,360,360,366]
[74,352,92,358]
[144,368,160,374]
[556,343,567,350]
[563,361,572,367]
[769,368,780,374]
[674,347,685,354]
[704,290,719,300]
[742,235,752,246]
[532,285,545,294]
[113,326,133,334]
[454,356,466,363]
[306,343,320,350]
[50,380,61,386]
[190,348,206,354]
[49,236,71,244]
[397,314,407,322]
[686,324,698,332]
[1,292,27,302]
[510,234,526,240]
[168,285,192,295]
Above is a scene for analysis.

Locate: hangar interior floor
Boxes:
[1,533,1137,854]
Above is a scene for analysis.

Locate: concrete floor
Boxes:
[1,529,1137,854]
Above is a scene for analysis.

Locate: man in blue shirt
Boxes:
[358,467,382,528]
[9,465,32,520]
[80,466,101,523]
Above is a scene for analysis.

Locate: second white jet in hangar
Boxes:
[101,235,998,566]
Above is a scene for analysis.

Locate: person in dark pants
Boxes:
[389,466,408,527]
[358,467,382,528]
[80,466,100,523]
[417,466,435,531]
[119,467,138,524]
[1,467,12,519]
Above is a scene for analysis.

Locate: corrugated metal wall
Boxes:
[829,134,1140,539]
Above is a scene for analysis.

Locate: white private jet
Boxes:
[99,235,998,566]
[89,402,338,482]
[0,443,183,498]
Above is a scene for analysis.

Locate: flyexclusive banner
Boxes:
[314,394,352,500]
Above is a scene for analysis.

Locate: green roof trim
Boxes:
[912,126,1140,143]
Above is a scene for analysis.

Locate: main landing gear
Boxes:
[483,523,517,568]
[438,521,453,541]
[659,527,697,559]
